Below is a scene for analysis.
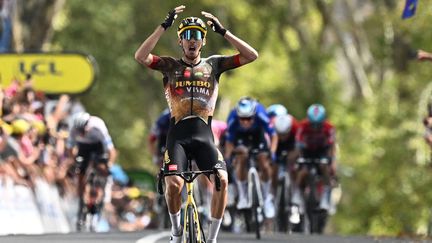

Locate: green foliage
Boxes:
[49,0,432,236]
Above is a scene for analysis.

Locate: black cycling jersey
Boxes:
[163,117,226,173]
[76,141,108,175]
[232,126,269,153]
[148,54,241,123]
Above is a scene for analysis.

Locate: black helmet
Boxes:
[177,17,207,38]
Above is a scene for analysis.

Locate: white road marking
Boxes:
[136,231,171,243]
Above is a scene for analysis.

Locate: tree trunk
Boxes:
[12,0,65,52]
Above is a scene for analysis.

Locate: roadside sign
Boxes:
[0,53,98,94]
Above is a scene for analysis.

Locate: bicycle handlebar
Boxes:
[157,167,221,195]
[297,157,329,164]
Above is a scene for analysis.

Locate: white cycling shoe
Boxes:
[169,231,182,243]
[236,196,249,210]
[263,196,275,219]
[289,205,301,224]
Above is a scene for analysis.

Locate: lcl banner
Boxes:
[0,53,98,94]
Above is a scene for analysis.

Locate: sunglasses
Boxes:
[239,117,253,121]
[180,29,204,40]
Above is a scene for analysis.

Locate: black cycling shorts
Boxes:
[297,146,332,171]
[76,142,108,175]
[233,127,270,154]
[164,117,226,173]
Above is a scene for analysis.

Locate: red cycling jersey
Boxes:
[296,119,335,151]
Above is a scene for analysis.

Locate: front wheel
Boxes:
[251,177,261,239]
[187,205,197,243]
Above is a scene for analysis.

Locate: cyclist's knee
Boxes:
[257,153,271,169]
[234,145,248,159]
[215,170,228,191]
[165,176,183,195]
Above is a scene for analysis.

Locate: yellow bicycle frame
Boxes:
[183,180,204,243]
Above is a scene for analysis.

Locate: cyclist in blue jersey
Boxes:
[224,97,278,219]
[148,108,171,167]
[135,5,258,243]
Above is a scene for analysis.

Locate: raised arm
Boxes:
[201,11,258,65]
[134,5,185,66]
[417,49,432,62]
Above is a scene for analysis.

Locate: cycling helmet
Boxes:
[11,119,31,135]
[274,114,293,134]
[267,104,288,118]
[72,112,90,131]
[177,17,207,38]
[236,97,257,118]
[32,120,47,136]
[307,104,326,124]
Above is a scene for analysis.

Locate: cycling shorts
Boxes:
[232,128,269,154]
[164,117,226,173]
[76,142,108,175]
[296,146,332,171]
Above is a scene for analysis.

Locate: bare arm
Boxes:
[418,50,432,62]
[224,141,235,161]
[134,5,185,66]
[224,31,259,65]
[134,26,165,66]
[270,133,278,156]
[201,11,258,65]
[108,147,117,168]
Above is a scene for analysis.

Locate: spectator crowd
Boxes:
[0,75,159,234]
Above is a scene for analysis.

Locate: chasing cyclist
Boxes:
[291,104,336,217]
[66,111,117,231]
[148,108,171,167]
[134,5,258,243]
[272,112,301,223]
[224,97,278,219]
[266,103,288,124]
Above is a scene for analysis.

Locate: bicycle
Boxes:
[157,159,221,243]
[236,148,264,239]
[274,151,295,233]
[76,155,108,232]
[296,157,329,234]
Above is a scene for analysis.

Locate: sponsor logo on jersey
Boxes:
[194,71,204,78]
[214,163,223,169]
[217,150,224,162]
[164,151,170,164]
[175,80,211,88]
[186,87,210,95]
[168,164,178,171]
[184,68,191,78]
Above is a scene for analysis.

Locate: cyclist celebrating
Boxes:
[66,112,117,231]
[292,104,336,214]
[224,97,278,219]
[134,5,258,243]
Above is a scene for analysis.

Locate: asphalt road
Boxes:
[0,230,426,243]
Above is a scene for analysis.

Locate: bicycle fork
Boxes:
[184,181,204,243]
[247,167,264,208]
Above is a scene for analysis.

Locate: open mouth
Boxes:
[188,46,197,52]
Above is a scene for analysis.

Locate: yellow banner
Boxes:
[0,53,97,94]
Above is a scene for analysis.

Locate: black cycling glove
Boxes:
[208,19,227,36]
[161,9,177,30]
